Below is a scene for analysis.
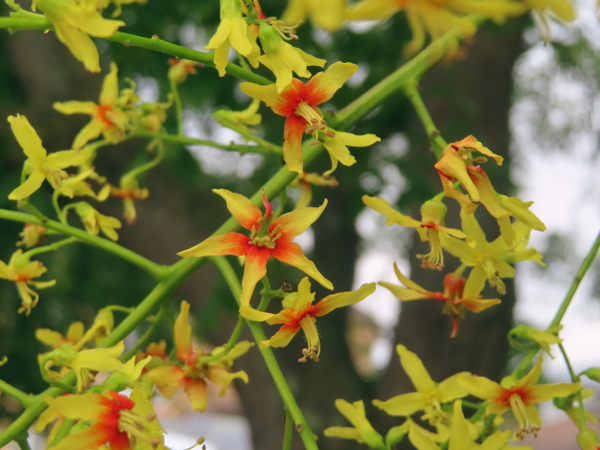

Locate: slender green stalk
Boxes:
[558,343,587,428]
[49,418,75,448]
[403,81,448,159]
[0,379,33,407]
[212,256,318,450]
[283,407,293,450]
[130,131,281,155]
[333,28,463,131]
[22,237,77,259]
[121,307,166,361]
[170,80,184,135]
[0,209,167,280]
[213,117,283,154]
[514,228,600,377]
[199,317,246,364]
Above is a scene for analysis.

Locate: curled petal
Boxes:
[270,240,332,290]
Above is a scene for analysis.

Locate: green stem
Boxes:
[514,228,600,377]
[0,209,167,280]
[283,407,293,450]
[49,418,75,448]
[213,117,283,154]
[170,79,184,135]
[130,131,280,156]
[199,316,245,365]
[121,307,166,361]
[333,28,463,131]
[0,379,33,407]
[14,432,31,450]
[558,343,587,428]
[22,237,77,260]
[212,256,318,450]
[0,17,272,84]
[124,145,165,179]
[403,81,447,159]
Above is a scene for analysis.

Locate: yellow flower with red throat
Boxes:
[44,387,165,450]
[458,357,582,439]
[240,62,380,174]
[33,0,125,72]
[0,249,56,315]
[248,277,375,362]
[178,189,332,318]
[54,62,131,149]
[379,263,500,337]
[146,301,253,412]
[363,195,473,270]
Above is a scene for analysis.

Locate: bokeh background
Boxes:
[1,0,599,448]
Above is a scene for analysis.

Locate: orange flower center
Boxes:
[96,105,114,127]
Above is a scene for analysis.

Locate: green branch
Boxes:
[212,256,318,450]
[403,81,448,159]
[0,209,167,280]
[0,379,33,407]
[513,228,600,377]
[130,131,282,156]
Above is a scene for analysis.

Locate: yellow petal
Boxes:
[8,115,47,161]
[315,282,376,316]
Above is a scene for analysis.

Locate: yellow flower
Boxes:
[146,301,252,412]
[363,195,473,270]
[458,357,582,438]
[347,0,526,56]
[257,20,326,93]
[324,399,387,449]
[508,325,563,357]
[7,115,92,200]
[36,321,85,349]
[247,277,375,361]
[440,210,544,295]
[46,341,125,391]
[407,400,521,450]
[110,175,149,225]
[178,190,332,318]
[55,167,111,201]
[16,223,48,248]
[373,344,469,425]
[74,202,122,241]
[213,99,262,132]
[44,387,166,450]
[33,0,125,72]
[240,62,380,173]
[282,0,347,31]
[379,263,501,337]
[205,0,257,76]
[168,58,201,84]
[0,250,56,315]
[54,62,132,149]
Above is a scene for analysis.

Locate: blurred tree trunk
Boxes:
[374,19,528,439]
